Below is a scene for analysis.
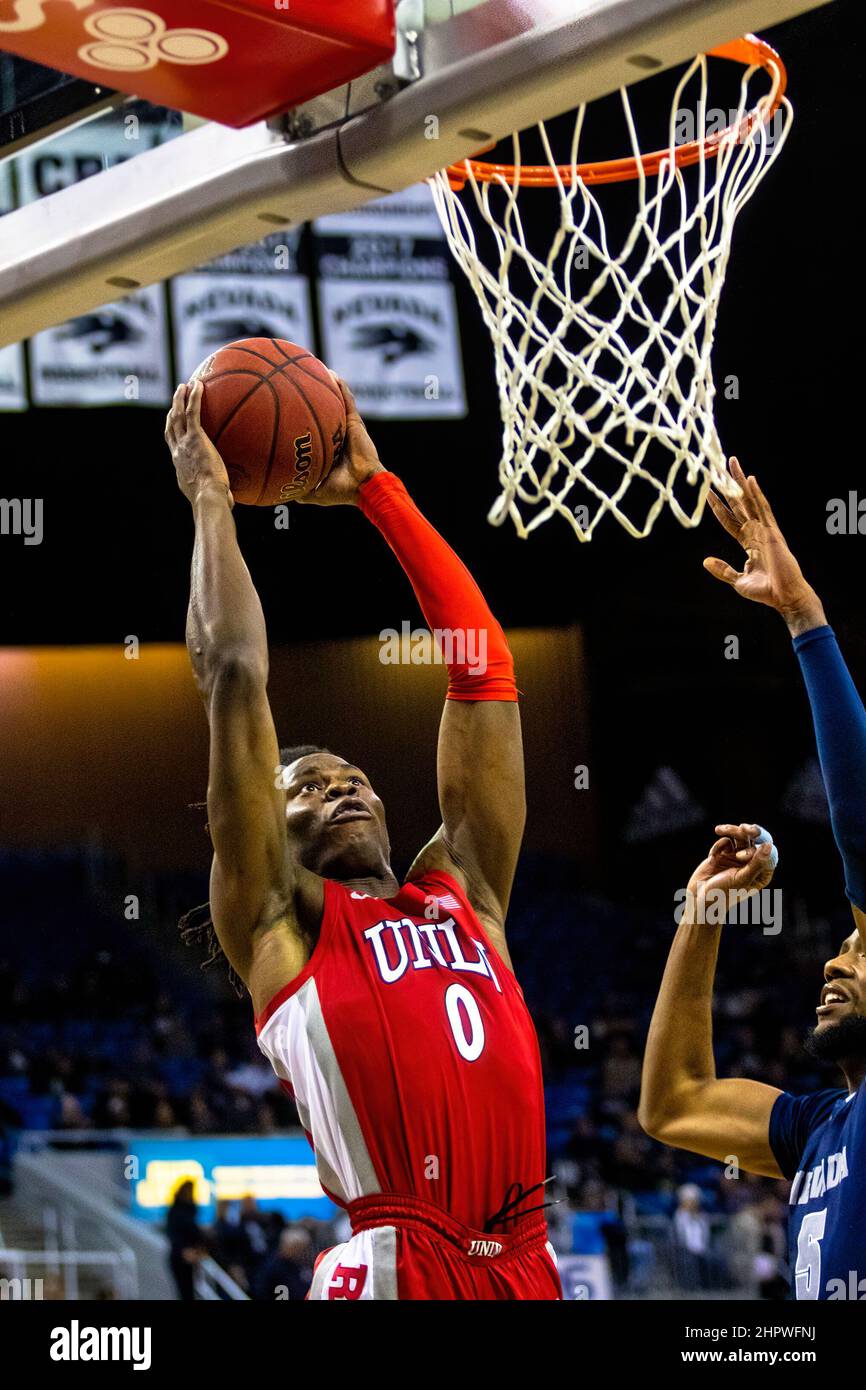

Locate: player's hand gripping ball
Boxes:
[192,339,347,505]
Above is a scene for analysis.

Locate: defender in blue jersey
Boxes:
[639,458,866,1301]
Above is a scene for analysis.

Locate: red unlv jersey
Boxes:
[255,869,549,1233]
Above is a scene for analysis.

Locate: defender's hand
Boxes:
[299,374,384,507]
[703,458,825,637]
[687,823,777,909]
[165,380,232,506]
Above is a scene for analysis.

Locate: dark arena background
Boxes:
[0,0,860,1336]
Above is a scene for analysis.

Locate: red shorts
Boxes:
[308,1193,562,1301]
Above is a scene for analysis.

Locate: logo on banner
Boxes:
[172,275,314,384]
[0,3,228,73]
[349,323,435,365]
[201,317,283,348]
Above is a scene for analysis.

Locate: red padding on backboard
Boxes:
[0,0,397,127]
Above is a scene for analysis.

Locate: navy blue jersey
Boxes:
[770,1083,864,1299]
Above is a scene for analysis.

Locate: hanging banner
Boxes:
[5,171,467,414]
[314,185,466,420]
[0,160,13,214]
[14,117,163,203]
[16,116,174,407]
[171,229,314,379]
[28,287,172,407]
[317,278,465,419]
[0,343,27,412]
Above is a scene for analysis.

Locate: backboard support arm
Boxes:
[0,0,833,347]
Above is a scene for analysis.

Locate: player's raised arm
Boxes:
[302,377,524,966]
[705,458,866,949]
[357,463,524,953]
[166,381,321,1004]
[638,824,783,1178]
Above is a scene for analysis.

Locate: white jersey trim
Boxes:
[257,976,380,1204]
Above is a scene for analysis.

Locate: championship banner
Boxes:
[16,118,174,407]
[171,229,314,380]
[314,185,467,420]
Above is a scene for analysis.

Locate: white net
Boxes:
[429,47,793,541]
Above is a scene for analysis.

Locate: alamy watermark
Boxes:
[1,1276,44,1300]
[379,622,488,675]
[674,106,788,152]
[674,887,782,935]
[827,493,866,535]
[49,1321,151,1369]
[0,497,43,545]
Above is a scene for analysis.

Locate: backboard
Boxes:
[0,0,835,347]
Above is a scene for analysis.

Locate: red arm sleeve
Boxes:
[358,471,517,702]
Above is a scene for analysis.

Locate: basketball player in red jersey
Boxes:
[165,378,561,1301]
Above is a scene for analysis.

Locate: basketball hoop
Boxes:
[429,36,793,542]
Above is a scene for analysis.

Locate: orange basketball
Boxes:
[193,339,347,506]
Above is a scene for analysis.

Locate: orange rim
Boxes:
[444,35,787,191]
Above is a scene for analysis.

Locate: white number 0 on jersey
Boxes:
[444,983,486,1062]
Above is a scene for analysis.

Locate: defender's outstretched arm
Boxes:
[706,458,866,950]
[638,825,783,1178]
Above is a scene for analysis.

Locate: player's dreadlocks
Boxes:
[178,744,333,996]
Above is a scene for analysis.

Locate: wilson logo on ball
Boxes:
[278,433,314,500]
[294,432,313,473]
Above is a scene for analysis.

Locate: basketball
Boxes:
[192,339,347,506]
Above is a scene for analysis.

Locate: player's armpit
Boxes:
[210,857,322,1016]
[407,825,514,973]
[641,1077,784,1179]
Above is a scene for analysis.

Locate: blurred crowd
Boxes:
[0,954,295,1135]
[166,1182,331,1301]
[0,847,851,1297]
